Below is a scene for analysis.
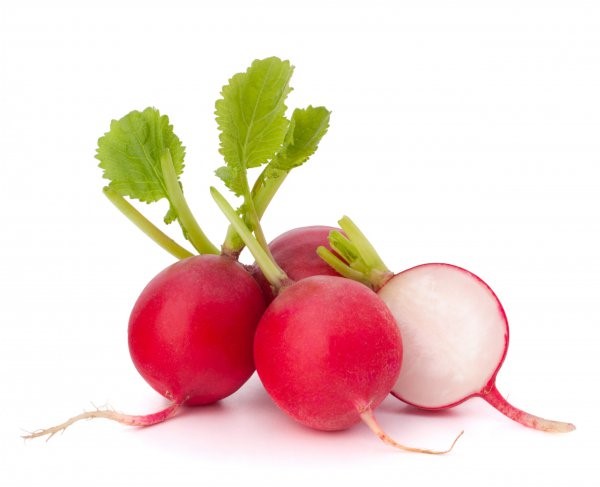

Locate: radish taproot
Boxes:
[250,225,342,302]
[211,187,462,453]
[318,217,575,433]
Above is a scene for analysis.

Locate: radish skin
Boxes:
[250,226,341,302]
[128,254,265,406]
[254,276,402,431]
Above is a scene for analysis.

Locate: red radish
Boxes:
[211,187,462,453]
[24,255,265,439]
[254,275,402,431]
[128,254,265,406]
[318,217,575,433]
[250,225,341,301]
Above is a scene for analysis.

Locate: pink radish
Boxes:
[128,254,265,406]
[250,225,341,301]
[211,187,462,453]
[24,255,265,439]
[318,217,575,433]
[254,275,402,431]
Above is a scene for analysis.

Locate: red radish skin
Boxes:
[128,254,265,405]
[255,276,401,431]
[378,263,575,433]
[253,275,461,453]
[250,226,341,302]
[23,254,266,439]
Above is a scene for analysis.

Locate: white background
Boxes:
[1,1,598,486]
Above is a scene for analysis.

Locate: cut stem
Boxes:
[103,187,194,260]
[161,149,219,255]
[481,384,575,433]
[317,246,374,288]
[338,216,387,273]
[22,403,181,440]
[359,408,463,454]
[323,216,394,291]
[211,187,290,290]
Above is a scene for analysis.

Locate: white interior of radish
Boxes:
[379,264,508,408]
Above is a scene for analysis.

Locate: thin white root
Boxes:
[359,409,463,454]
[22,402,181,440]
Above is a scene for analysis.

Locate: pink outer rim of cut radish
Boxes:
[388,262,510,410]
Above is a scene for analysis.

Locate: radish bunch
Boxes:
[24,57,574,450]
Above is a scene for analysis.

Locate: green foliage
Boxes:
[96,107,185,222]
[215,57,294,196]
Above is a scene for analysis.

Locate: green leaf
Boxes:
[215,57,294,193]
[96,107,185,221]
[214,166,246,197]
[265,105,331,178]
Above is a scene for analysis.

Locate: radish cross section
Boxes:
[381,263,574,433]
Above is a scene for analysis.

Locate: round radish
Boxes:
[254,275,402,431]
[318,217,575,433]
[128,254,266,406]
[24,254,266,439]
[250,225,341,301]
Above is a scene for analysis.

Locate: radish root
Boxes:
[359,408,463,454]
[482,384,575,433]
[22,402,181,440]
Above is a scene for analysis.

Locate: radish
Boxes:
[211,188,462,453]
[24,255,266,439]
[253,275,401,431]
[318,217,575,433]
[250,225,342,301]
[128,255,265,406]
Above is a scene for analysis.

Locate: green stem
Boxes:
[316,246,374,288]
[211,187,289,290]
[103,187,194,260]
[161,150,219,255]
[252,171,287,220]
[338,216,389,274]
[243,187,271,256]
[321,216,394,291]
[222,170,288,256]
